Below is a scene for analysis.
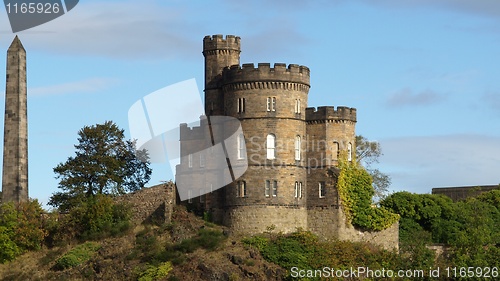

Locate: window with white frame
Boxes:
[294,182,303,198]
[266,134,276,159]
[272,180,278,197]
[237,133,246,160]
[266,97,276,112]
[299,182,302,198]
[237,97,245,113]
[237,181,246,198]
[347,142,352,161]
[319,182,326,198]
[295,135,301,161]
[188,189,193,203]
[188,154,193,168]
[295,99,301,114]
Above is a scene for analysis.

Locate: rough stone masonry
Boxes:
[2,36,28,203]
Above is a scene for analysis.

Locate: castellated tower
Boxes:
[203,35,240,116]
[178,35,397,250]
[2,36,28,203]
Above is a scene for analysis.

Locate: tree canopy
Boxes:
[355,135,391,201]
[49,121,152,211]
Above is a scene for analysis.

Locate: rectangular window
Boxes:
[188,190,193,203]
[188,154,193,168]
[299,182,302,198]
[237,134,246,160]
[199,189,205,203]
[265,180,270,197]
[295,136,301,161]
[200,153,205,167]
[267,97,276,112]
[237,98,245,113]
[272,180,278,197]
[237,181,247,198]
[294,181,299,198]
[295,99,301,114]
[319,182,326,198]
[266,134,276,160]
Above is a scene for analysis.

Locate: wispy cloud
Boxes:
[482,91,500,111]
[5,1,199,60]
[379,134,500,193]
[357,0,500,18]
[386,88,446,107]
[29,78,118,97]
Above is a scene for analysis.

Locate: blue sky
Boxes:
[0,0,499,207]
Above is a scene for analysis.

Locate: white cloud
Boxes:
[386,88,446,107]
[379,134,500,194]
[6,1,199,60]
[29,77,118,96]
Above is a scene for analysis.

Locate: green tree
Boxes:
[49,121,152,211]
[0,200,46,263]
[355,135,391,201]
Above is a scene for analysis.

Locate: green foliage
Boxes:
[53,242,101,270]
[172,228,226,253]
[244,230,402,281]
[0,200,47,263]
[49,194,132,242]
[49,121,152,211]
[337,153,399,231]
[0,226,21,263]
[382,190,500,274]
[136,261,173,281]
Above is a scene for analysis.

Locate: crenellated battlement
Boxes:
[203,34,241,53]
[221,63,310,88]
[305,106,357,123]
[179,117,209,140]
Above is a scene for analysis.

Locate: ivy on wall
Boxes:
[337,152,399,231]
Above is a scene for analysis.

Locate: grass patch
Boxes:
[53,242,101,270]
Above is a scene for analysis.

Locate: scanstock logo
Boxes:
[4,0,79,32]
[128,79,248,201]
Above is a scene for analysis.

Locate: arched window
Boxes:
[295,135,301,161]
[347,142,352,161]
[266,134,276,159]
[333,142,340,159]
[237,133,246,159]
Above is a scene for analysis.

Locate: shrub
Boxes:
[136,261,173,281]
[337,154,399,231]
[0,200,46,263]
[53,242,101,270]
[53,194,132,242]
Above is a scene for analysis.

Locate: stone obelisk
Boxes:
[2,36,28,203]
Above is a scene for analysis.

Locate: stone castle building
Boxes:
[176,35,398,249]
[2,36,28,203]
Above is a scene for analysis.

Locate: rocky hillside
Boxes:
[0,206,285,281]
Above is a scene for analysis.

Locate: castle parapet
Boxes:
[222,63,310,87]
[180,117,209,140]
[203,34,241,53]
[306,106,357,122]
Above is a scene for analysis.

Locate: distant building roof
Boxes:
[432,185,499,202]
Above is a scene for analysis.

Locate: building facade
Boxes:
[176,35,398,249]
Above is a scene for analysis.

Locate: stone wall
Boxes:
[335,206,399,251]
[115,183,176,225]
[222,205,308,235]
